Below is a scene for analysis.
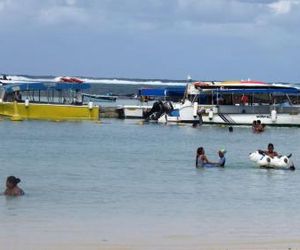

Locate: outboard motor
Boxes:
[144,100,174,121]
[162,101,174,114]
[144,100,164,121]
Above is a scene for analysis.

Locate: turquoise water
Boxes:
[1,119,300,248]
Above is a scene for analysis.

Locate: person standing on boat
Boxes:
[3,176,25,196]
[14,91,22,102]
[241,94,249,105]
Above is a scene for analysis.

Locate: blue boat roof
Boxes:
[138,86,300,97]
[138,87,185,97]
[215,88,300,94]
[3,82,91,93]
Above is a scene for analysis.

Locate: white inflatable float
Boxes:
[249,151,295,170]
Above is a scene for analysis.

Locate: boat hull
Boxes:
[120,105,152,118]
[0,102,99,121]
[158,104,300,126]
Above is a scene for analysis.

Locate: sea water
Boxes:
[0,119,300,249]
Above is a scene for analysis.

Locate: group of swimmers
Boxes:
[0,144,285,196]
[196,143,280,168]
[252,120,265,133]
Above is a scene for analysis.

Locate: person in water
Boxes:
[252,120,257,132]
[259,143,278,158]
[217,149,226,167]
[3,176,24,196]
[196,147,226,168]
[196,147,211,168]
[255,120,265,132]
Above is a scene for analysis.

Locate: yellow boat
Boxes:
[0,82,99,121]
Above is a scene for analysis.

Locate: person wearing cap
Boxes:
[218,149,226,167]
[3,176,25,196]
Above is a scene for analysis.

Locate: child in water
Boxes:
[3,176,25,196]
[218,149,226,167]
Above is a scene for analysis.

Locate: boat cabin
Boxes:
[0,82,90,105]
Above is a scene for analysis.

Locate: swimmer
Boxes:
[196,147,212,168]
[217,149,226,167]
[3,176,25,196]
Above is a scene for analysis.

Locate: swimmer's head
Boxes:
[218,149,226,157]
[6,176,21,189]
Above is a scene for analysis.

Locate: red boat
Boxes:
[56,76,84,83]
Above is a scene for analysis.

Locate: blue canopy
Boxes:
[138,87,185,97]
[54,83,90,90]
[3,82,91,93]
[138,88,166,97]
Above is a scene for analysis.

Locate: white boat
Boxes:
[144,80,300,126]
[119,87,185,119]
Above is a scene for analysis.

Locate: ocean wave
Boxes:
[7,75,187,86]
[80,78,186,86]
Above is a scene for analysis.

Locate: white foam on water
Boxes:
[6,75,186,86]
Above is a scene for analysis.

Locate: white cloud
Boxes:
[0,0,299,36]
[65,0,77,6]
[269,0,300,14]
[38,5,88,24]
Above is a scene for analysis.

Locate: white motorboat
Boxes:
[120,87,185,119]
[144,80,300,126]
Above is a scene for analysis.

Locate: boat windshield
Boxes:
[2,82,90,105]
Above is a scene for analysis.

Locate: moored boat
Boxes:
[120,87,185,118]
[0,82,99,121]
[82,93,117,102]
[145,80,300,126]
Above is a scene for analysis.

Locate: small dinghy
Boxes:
[249,151,295,170]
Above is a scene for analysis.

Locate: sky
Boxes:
[0,0,300,81]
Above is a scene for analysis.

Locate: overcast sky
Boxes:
[0,0,300,81]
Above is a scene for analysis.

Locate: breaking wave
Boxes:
[6,75,187,86]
